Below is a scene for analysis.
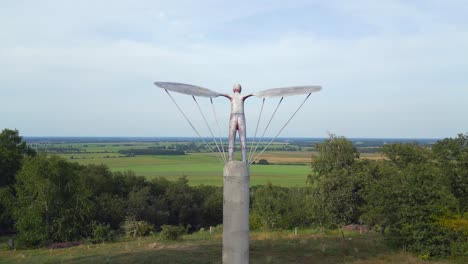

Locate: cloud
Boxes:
[1,0,467,138]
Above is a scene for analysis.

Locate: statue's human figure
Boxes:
[221,84,253,162]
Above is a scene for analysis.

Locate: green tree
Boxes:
[309,135,365,227]
[164,177,202,230]
[252,183,290,229]
[432,133,468,213]
[311,134,359,175]
[93,193,126,230]
[382,143,431,168]
[127,185,169,228]
[195,185,223,227]
[362,143,458,256]
[0,129,35,187]
[0,129,36,233]
[14,155,93,247]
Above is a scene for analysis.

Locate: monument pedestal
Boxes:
[223,161,250,264]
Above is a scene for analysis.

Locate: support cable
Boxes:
[248,98,265,162]
[192,96,226,163]
[248,97,283,162]
[164,89,224,164]
[250,93,312,164]
[211,97,227,162]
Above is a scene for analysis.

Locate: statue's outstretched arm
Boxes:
[242,94,254,101]
[154,82,223,98]
[220,94,233,100]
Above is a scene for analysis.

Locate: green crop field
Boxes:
[30,140,384,186]
[61,152,311,186]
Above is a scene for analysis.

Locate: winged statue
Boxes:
[154,82,321,162]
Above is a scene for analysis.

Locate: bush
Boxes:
[159,225,186,240]
[14,211,48,248]
[121,217,154,238]
[250,212,262,230]
[450,239,468,257]
[387,219,466,258]
[401,223,454,257]
[90,222,115,243]
[439,213,468,257]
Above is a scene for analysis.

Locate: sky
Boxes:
[1,0,467,138]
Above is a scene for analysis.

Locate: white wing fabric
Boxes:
[154,82,222,97]
[255,86,322,98]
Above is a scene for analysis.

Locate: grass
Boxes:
[0,230,456,264]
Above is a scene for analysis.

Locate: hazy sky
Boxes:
[1,0,467,138]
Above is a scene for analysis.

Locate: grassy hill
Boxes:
[1,230,456,264]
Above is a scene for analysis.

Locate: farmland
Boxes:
[25,138,399,186]
[27,139,318,186]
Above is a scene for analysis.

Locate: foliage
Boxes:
[0,129,36,233]
[432,133,468,213]
[14,210,48,248]
[252,183,290,229]
[126,185,169,228]
[309,136,366,227]
[382,143,431,167]
[164,177,202,230]
[121,217,154,238]
[311,134,465,257]
[257,159,270,165]
[3,128,468,260]
[311,134,359,174]
[119,148,185,156]
[361,141,460,257]
[0,129,36,187]
[437,213,468,257]
[0,187,15,233]
[159,225,187,240]
[14,155,92,247]
[93,193,126,230]
[8,150,225,246]
[196,185,223,227]
[90,222,115,243]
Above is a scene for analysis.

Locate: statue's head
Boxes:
[233,83,242,93]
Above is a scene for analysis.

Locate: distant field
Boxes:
[63,152,312,186]
[31,140,384,186]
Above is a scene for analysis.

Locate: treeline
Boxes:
[246,134,468,257]
[1,129,467,259]
[13,162,221,247]
[303,135,467,257]
[1,130,220,247]
[31,146,82,153]
[119,148,185,156]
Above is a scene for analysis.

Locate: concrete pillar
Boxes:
[223,161,250,264]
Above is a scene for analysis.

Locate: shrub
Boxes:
[121,217,154,238]
[90,222,115,243]
[250,212,262,230]
[159,225,186,240]
[438,213,468,257]
[14,211,48,248]
[387,220,464,257]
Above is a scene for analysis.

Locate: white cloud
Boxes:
[1,0,467,138]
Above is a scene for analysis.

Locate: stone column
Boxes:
[223,161,250,264]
